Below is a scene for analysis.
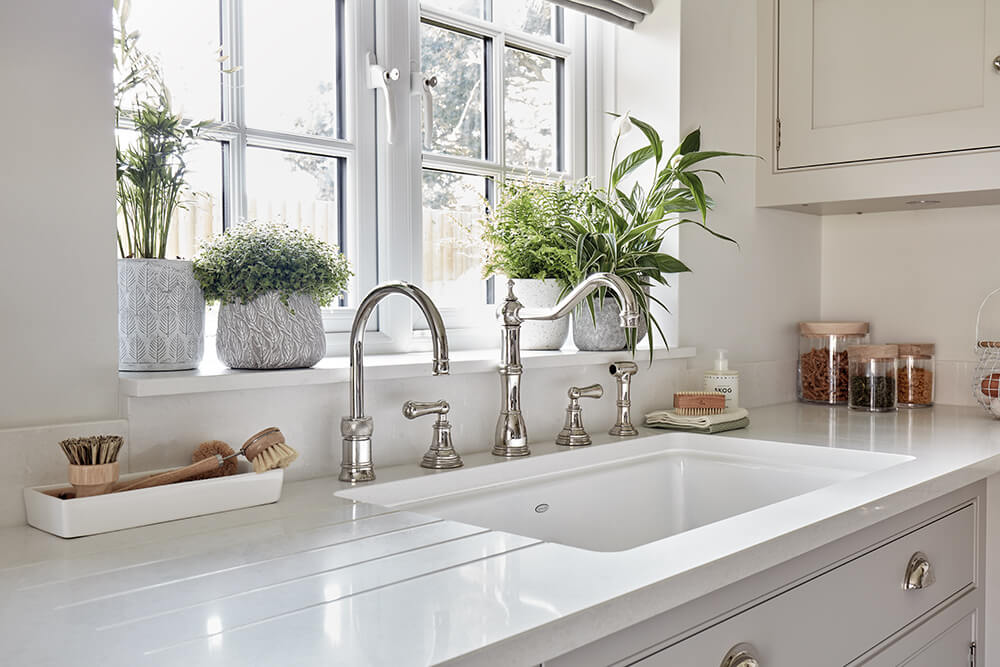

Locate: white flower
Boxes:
[614,111,633,138]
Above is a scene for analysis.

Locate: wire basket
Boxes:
[973,287,1000,417]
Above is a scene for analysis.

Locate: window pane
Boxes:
[245,147,344,252]
[421,0,484,19]
[421,23,486,159]
[422,170,488,308]
[244,0,342,138]
[116,132,224,260]
[493,0,555,38]
[504,48,559,171]
[121,1,221,121]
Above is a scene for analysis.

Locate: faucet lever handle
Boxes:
[402,400,449,420]
[569,384,604,401]
[402,399,463,470]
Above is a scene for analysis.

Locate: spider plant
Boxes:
[560,114,755,359]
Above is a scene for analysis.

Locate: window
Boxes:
[117,0,593,354]
[414,0,587,335]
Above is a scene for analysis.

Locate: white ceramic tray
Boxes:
[24,468,284,538]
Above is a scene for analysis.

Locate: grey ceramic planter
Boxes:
[118,259,206,371]
[572,295,648,351]
[217,291,326,369]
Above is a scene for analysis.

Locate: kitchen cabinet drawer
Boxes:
[633,504,976,666]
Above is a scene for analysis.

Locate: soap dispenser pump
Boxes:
[704,349,739,409]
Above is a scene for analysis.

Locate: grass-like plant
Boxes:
[480,179,583,287]
[116,102,204,259]
[193,222,353,309]
[560,114,755,359]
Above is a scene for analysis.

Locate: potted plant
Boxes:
[193,222,353,369]
[115,3,208,371]
[564,114,753,356]
[480,179,582,350]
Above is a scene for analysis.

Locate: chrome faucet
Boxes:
[340,282,449,482]
[494,273,640,458]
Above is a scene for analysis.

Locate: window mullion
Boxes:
[222,0,247,227]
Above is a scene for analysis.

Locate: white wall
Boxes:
[821,205,1000,406]
[672,0,820,399]
[0,0,119,428]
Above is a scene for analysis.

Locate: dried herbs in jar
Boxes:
[847,345,899,412]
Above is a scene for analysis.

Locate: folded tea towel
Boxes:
[645,407,750,433]
[645,416,750,434]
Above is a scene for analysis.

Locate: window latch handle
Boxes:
[366,52,398,144]
[411,71,436,149]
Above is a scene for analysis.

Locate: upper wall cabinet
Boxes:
[756,0,1000,214]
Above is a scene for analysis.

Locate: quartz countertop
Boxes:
[3,403,1000,666]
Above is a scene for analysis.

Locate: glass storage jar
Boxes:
[893,343,935,408]
[798,322,870,404]
[848,344,899,412]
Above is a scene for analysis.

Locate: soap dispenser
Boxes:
[704,349,739,409]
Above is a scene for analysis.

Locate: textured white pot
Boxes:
[217,291,327,370]
[118,258,205,371]
[511,278,569,350]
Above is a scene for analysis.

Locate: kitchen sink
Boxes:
[336,433,912,552]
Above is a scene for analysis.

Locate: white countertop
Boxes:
[4,403,1000,666]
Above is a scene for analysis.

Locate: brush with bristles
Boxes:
[114,428,296,493]
[673,391,726,416]
[58,435,124,497]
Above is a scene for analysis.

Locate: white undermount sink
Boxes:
[337,433,913,552]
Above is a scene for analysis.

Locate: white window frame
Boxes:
[373,0,596,353]
[181,0,381,346]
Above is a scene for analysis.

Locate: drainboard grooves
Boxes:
[140,535,541,659]
[96,525,490,631]
[9,502,397,590]
[23,512,436,607]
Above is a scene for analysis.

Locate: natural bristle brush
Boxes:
[114,428,297,493]
[672,391,726,416]
[58,435,124,497]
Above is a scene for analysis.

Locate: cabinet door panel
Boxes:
[853,599,977,666]
[777,0,1000,169]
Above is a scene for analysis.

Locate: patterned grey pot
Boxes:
[217,291,327,369]
[118,259,205,371]
[572,294,648,351]
[510,278,569,350]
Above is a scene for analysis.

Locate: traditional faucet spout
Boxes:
[493,272,639,458]
[340,281,449,482]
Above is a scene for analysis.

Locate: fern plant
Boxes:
[480,179,584,288]
[561,114,756,359]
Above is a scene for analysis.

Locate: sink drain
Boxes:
[534,503,549,513]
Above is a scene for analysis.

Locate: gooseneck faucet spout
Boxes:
[340,281,449,482]
[494,272,639,458]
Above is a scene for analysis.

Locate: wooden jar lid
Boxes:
[799,321,869,336]
[892,343,935,358]
[847,344,898,361]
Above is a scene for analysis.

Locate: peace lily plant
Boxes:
[561,112,755,358]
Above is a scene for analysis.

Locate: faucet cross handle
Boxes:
[556,384,604,447]
[403,400,463,470]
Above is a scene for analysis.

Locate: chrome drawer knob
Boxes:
[902,551,935,590]
[721,643,760,667]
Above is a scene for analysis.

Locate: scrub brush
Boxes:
[673,391,726,416]
[58,435,124,497]
[114,428,297,493]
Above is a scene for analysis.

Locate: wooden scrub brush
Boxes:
[673,391,726,416]
[114,427,297,493]
[58,435,124,497]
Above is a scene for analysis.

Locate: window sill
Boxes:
[118,346,697,398]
